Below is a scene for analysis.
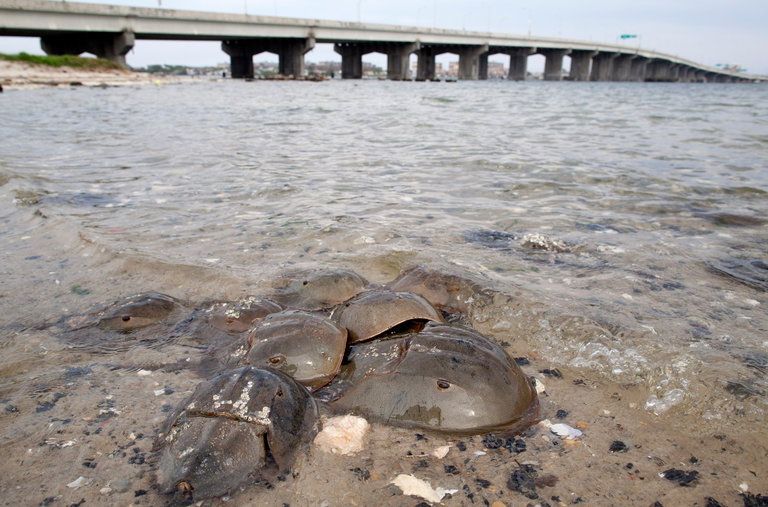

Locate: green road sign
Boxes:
[620,34,638,39]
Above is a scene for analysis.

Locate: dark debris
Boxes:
[662,468,699,487]
[741,492,768,507]
[609,441,628,453]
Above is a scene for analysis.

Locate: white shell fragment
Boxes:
[539,419,582,440]
[314,414,370,455]
[432,445,451,459]
[550,423,583,439]
[391,474,458,504]
[67,476,86,488]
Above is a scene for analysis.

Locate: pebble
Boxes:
[609,441,628,453]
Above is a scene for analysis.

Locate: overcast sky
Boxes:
[1,0,766,74]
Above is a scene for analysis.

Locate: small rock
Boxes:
[609,441,628,453]
[555,409,568,419]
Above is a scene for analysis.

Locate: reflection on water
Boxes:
[1,81,767,431]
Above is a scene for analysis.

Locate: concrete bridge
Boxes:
[0,0,758,83]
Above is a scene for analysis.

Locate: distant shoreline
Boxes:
[0,57,208,91]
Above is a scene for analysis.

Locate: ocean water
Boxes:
[1,79,767,503]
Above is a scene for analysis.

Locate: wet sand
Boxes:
[0,59,205,90]
[1,244,766,507]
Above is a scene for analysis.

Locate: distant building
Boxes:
[488,61,507,78]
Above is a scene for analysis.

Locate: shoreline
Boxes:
[0,59,207,90]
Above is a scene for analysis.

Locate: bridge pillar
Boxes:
[458,45,489,80]
[611,54,635,81]
[277,37,314,77]
[590,52,618,81]
[569,50,596,81]
[221,40,253,78]
[645,59,668,81]
[222,37,314,78]
[540,48,570,81]
[506,47,536,81]
[478,53,488,80]
[629,57,649,81]
[386,42,419,80]
[334,43,363,79]
[41,30,135,67]
[416,47,437,81]
[669,64,681,82]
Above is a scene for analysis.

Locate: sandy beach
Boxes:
[0,59,204,90]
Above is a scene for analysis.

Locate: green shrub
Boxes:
[0,52,122,71]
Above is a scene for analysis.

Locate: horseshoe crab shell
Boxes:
[96,292,182,333]
[331,324,538,434]
[274,270,368,310]
[314,335,410,403]
[387,266,486,316]
[331,290,443,344]
[206,297,283,334]
[154,366,318,501]
[55,292,187,351]
[246,310,348,391]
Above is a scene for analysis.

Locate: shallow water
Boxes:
[1,80,767,505]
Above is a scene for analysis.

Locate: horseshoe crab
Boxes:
[331,323,538,434]
[165,298,283,376]
[55,292,187,350]
[313,335,410,403]
[207,297,283,334]
[94,292,181,332]
[246,310,348,391]
[154,366,318,501]
[273,269,368,310]
[331,290,443,344]
[387,266,487,317]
